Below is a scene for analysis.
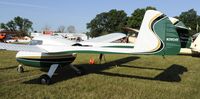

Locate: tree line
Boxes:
[87,6,200,37]
[1,6,200,37]
[42,25,77,33]
[0,16,33,37]
[0,17,77,37]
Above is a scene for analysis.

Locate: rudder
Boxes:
[133,10,181,55]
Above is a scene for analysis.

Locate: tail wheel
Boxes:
[17,65,24,73]
[39,74,51,85]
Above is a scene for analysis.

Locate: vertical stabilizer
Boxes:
[133,10,181,55]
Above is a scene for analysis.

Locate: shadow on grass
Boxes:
[23,56,140,84]
[97,64,187,82]
[192,54,200,57]
[120,65,165,71]
[23,56,188,84]
[0,65,17,70]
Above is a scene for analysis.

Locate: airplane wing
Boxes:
[0,42,47,52]
[169,17,190,30]
[0,33,128,53]
[74,33,128,47]
[0,42,133,54]
[123,27,139,33]
[82,33,126,43]
[38,45,134,54]
[32,33,126,46]
[32,35,75,46]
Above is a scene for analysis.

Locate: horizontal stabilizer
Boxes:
[83,33,126,43]
[0,42,47,52]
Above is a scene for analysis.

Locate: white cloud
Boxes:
[0,1,48,9]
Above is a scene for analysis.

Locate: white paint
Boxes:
[191,34,200,52]
[133,10,162,53]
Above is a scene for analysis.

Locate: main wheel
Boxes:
[17,65,24,73]
[39,74,51,85]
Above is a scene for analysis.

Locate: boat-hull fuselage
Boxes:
[16,51,76,67]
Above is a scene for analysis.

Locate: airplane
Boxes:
[192,33,200,53]
[180,33,200,55]
[169,17,192,48]
[0,10,181,84]
[124,17,200,55]
[169,17,200,55]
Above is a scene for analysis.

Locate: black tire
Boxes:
[39,74,51,85]
[17,66,24,73]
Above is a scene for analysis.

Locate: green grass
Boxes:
[0,51,200,99]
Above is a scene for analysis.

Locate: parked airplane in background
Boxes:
[0,10,181,84]
[169,17,200,55]
[180,33,200,55]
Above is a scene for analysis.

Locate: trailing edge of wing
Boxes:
[82,33,126,43]
[0,42,47,52]
[39,45,134,54]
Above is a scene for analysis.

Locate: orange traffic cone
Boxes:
[89,58,95,64]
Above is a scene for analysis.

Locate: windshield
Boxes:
[29,40,43,45]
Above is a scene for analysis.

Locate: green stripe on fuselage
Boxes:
[16,58,74,67]
[103,46,134,48]
[56,50,127,54]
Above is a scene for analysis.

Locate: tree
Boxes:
[85,32,91,39]
[67,25,76,33]
[56,25,66,33]
[0,16,33,36]
[87,9,127,37]
[1,20,17,31]
[178,9,200,35]
[127,6,156,29]
[197,16,200,32]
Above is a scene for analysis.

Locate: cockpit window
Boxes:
[29,40,43,45]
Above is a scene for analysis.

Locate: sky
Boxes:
[0,0,199,33]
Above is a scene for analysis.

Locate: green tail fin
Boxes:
[153,16,181,55]
[131,10,181,55]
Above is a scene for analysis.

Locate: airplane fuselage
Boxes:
[16,51,77,67]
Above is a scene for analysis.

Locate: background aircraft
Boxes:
[0,10,181,84]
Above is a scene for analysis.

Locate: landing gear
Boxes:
[99,54,106,64]
[39,64,59,85]
[70,64,86,75]
[17,64,24,73]
[38,64,86,85]
[39,74,51,85]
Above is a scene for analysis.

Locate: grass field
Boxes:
[0,51,200,99]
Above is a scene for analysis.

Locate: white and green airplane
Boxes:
[0,10,181,84]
